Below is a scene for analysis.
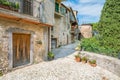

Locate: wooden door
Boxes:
[13,33,31,67]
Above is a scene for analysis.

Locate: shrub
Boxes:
[81,36,117,57]
[98,0,120,57]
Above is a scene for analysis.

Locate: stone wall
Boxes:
[33,0,55,25]
[0,18,49,73]
[80,51,120,77]
[53,13,71,47]
[80,24,92,38]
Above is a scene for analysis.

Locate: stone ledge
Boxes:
[80,51,120,77]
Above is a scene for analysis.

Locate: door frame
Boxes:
[8,28,34,68]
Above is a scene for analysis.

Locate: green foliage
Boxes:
[81,36,117,57]
[92,23,99,31]
[98,0,120,55]
[3,1,10,6]
[89,59,96,64]
[81,57,88,61]
[10,2,16,8]
[74,54,80,58]
[81,37,100,53]
[48,52,54,59]
[15,2,19,9]
[0,71,3,76]
[0,0,19,10]
[0,0,7,4]
[81,0,120,58]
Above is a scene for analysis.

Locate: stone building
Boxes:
[69,8,79,42]
[0,0,54,73]
[51,0,78,49]
[80,24,92,38]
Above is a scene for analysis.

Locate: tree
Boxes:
[98,0,120,56]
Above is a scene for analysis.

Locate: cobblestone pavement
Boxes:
[52,43,77,59]
[0,43,120,80]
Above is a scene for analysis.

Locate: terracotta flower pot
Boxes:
[75,57,81,62]
[0,4,18,12]
[90,63,97,67]
[0,4,10,10]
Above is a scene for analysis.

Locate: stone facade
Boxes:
[80,24,92,38]
[53,14,71,47]
[0,18,50,73]
[51,2,74,48]
[0,0,55,73]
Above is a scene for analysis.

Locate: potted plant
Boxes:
[81,56,88,63]
[48,52,54,61]
[74,54,81,62]
[0,70,3,76]
[89,59,97,67]
[75,44,81,51]
[0,0,10,10]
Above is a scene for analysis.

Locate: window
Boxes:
[23,0,33,15]
[51,26,54,31]
[55,2,59,13]
[60,6,66,15]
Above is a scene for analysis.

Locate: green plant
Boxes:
[0,0,6,4]
[3,1,10,6]
[74,53,81,62]
[0,70,3,76]
[81,57,88,61]
[74,54,80,58]
[89,59,96,64]
[10,2,16,8]
[48,52,54,60]
[15,2,19,9]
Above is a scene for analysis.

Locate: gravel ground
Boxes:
[0,43,120,80]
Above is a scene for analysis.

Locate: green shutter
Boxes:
[55,2,59,13]
[60,7,66,15]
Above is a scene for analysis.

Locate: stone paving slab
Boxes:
[0,52,120,80]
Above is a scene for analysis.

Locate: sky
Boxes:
[62,0,106,25]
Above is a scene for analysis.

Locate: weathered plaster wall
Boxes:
[33,0,55,25]
[0,18,48,73]
[53,12,71,47]
[44,0,55,25]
